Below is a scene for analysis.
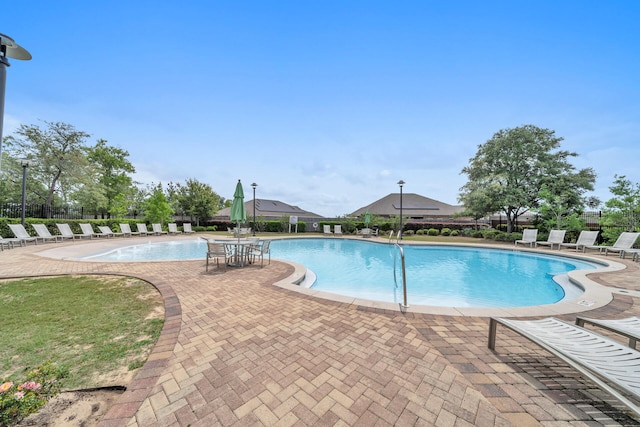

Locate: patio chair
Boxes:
[559,230,599,252]
[535,230,566,250]
[183,223,195,234]
[489,317,640,416]
[152,223,168,235]
[56,223,91,240]
[514,229,538,247]
[98,226,123,238]
[334,225,343,236]
[32,224,62,243]
[136,223,150,236]
[206,241,233,271]
[585,232,640,257]
[79,223,103,239]
[8,224,39,245]
[0,235,19,250]
[168,223,182,234]
[119,223,138,237]
[576,316,640,349]
[247,239,271,267]
[323,225,332,235]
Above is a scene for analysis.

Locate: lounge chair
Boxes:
[489,317,640,416]
[585,232,640,257]
[514,229,538,247]
[576,316,640,349]
[79,223,104,239]
[334,225,343,236]
[323,225,332,235]
[535,230,566,250]
[168,223,182,234]
[559,230,599,252]
[152,223,167,235]
[206,241,233,271]
[98,226,123,238]
[32,224,62,243]
[0,236,19,250]
[8,224,39,245]
[247,239,271,267]
[183,223,195,234]
[56,223,91,240]
[119,223,138,237]
[136,223,150,236]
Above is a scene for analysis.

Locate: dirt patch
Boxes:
[17,388,124,427]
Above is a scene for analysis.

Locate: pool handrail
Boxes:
[394,242,408,310]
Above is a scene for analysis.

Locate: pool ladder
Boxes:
[389,231,408,310]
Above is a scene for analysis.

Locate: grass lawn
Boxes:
[0,275,164,390]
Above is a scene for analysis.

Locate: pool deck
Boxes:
[3,234,640,426]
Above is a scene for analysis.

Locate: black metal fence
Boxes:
[0,203,84,220]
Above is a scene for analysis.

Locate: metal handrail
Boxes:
[394,242,408,310]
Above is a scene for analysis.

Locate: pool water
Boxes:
[83,238,598,308]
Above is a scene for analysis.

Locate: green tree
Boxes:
[459,125,595,233]
[86,139,135,218]
[600,175,640,242]
[143,183,174,224]
[3,121,91,216]
[170,179,220,226]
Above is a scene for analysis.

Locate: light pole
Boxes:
[251,182,257,236]
[0,34,31,172]
[397,180,405,240]
[20,159,31,225]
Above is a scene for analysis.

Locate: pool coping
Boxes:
[35,234,630,318]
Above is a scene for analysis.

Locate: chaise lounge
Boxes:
[559,230,599,252]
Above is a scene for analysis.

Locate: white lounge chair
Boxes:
[136,223,150,236]
[489,317,640,416]
[183,223,195,234]
[119,223,138,237]
[56,223,90,240]
[535,230,566,250]
[79,223,103,239]
[559,230,599,252]
[576,316,640,349]
[152,223,168,235]
[586,232,640,257]
[514,229,538,247]
[334,225,343,236]
[168,223,181,235]
[32,224,62,243]
[323,225,332,235]
[8,224,39,245]
[98,226,123,238]
[0,235,19,250]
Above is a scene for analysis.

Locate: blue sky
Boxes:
[3,1,639,217]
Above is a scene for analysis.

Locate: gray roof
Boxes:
[216,199,323,219]
[351,193,465,218]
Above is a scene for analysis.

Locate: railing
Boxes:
[391,238,408,311]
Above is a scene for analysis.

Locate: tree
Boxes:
[600,175,640,242]
[143,183,174,224]
[3,121,91,216]
[169,179,221,226]
[459,125,595,233]
[86,139,135,218]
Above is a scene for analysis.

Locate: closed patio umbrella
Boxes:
[364,210,371,227]
[230,179,246,241]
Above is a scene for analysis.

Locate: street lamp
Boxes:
[0,34,31,172]
[397,180,405,240]
[251,182,257,236]
[20,159,31,225]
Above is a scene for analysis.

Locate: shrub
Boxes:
[440,228,451,236]
[471,230,484,238]
[427,228,439,236]
[416,229,425,235]
[404,230,415,235]
[450,230,459,236]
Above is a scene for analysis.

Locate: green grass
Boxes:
[0,275,164,389]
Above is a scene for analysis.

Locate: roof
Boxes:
[216,199,323,219]
[351,193,465,218]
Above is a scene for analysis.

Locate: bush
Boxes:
[440,228,451,236]
[450,230,459,236]
[471,230,484,238]
[404,230,414,235]
[416,229,425,235]
[427,228,439,236]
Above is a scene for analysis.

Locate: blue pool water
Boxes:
[83,238,599,308]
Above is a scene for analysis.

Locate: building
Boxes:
[351,193,466,220]
[215,198,324,230]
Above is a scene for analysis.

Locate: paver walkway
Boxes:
[1,236,640,426]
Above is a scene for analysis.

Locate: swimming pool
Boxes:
[83,238,599,308]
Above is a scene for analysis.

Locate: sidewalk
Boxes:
[1,237,639,426]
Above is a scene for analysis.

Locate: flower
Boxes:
[13,391,25,399]
[0,382,13,393]
[19,381,42,391]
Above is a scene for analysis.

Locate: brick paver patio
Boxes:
[1,235,639,426]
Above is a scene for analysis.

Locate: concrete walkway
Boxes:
[1,235,640,426]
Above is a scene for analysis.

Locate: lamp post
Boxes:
[397,180,405,240]
[0,34,31,172]
[20,159,31,225]
[251,182,257,236]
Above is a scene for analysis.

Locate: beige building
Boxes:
[216,198,323,222]
[351,193,466,220]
